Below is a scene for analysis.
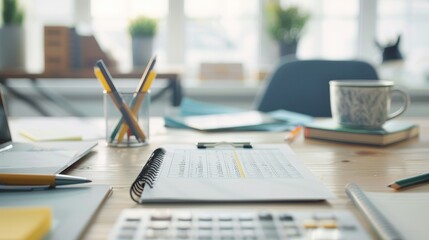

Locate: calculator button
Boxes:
[303,220,319,229]
[220,237,235,240]
[281,221,297,228]
[261,221,276,229]
[265,236,281,240]
[219,229,234,236]
[144,228,156,238]
[198,221,213,229]
[284,227,301,237]
[219,221,234,229]
[153,229,170,238]
[241,228,257,236]
[116,237,133,240]
[121,221,139,229]
[150,212,172,221]
[263,228,279,235]
[219,236,235,240]
[197,238,213,240]
[242,237,257,240]
[198,229,212,236]
[219,214,233,221]
[312,228,340,240]
[197,237,213,240]
[176,229,191,239]
[258,212,273,221]
[240,221,255,229]
[341,224,357,231]
[279,214,294,221]
[177,214,193,221]
[238,214,254,221]
[117,230,135,239]
[198,214,213,221]
[125,217,141,222]
[313,213,336,220]
[177,222,192,230]
[321,220,338,229]
[148,221,170,230]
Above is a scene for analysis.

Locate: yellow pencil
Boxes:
[94,67,111,92]
[117,71,157,143]
[110,56,157,142]
[284,125,302,142]
[94,62,146,142]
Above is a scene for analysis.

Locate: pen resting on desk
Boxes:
[0,173,91,190]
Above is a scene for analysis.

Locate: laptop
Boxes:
[0,90,97,174]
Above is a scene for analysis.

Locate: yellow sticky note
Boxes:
[0,207,52,240]
[20,130,82,142]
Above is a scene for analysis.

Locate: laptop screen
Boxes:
[0,91,12,146]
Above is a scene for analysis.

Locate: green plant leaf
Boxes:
[128,16,157,37]
[266,2,310,43]
[2,0,24,26]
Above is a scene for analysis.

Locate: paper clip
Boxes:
[196,142,253,149]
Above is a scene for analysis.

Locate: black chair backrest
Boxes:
[255,58,379,117]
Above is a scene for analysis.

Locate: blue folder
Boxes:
[164,98,313,131]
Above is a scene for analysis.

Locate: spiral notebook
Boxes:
[346,183,429,240]
[130,143,333,203]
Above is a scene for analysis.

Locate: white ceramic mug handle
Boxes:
[387,89,410,120]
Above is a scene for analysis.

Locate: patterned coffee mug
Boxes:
[329,80,409,129]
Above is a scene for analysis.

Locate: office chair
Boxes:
[254,58,379,117]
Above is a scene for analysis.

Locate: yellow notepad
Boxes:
[20,130,82,142]
[0,207,52,240]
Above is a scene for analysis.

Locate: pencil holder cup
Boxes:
[103,90,150,147]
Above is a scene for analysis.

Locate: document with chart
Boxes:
[135,144,333,203]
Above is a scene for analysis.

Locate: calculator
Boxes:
[109,209,370,240]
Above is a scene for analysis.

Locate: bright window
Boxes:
[91,0,168,72]
[376,0,429,86]
[296,0,359,59]
[20,0,429,86]
[377,0,429,55]
[184,0,259,80]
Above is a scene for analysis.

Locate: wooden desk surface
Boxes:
[9,117,429,239]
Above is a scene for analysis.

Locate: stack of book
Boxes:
[44,26,116,74]
[44,26,70,74]
[304,120,419,146]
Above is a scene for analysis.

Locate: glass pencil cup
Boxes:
[103,90,150,147]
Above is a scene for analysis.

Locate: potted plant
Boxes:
[0,0,25,70]
[128,16,157,70]
[266,3,309,57]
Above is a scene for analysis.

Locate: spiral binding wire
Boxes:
[130,148,166,203]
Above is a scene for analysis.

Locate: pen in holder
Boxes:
[104,90,150,147]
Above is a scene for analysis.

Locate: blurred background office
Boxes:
[0,0,428,116]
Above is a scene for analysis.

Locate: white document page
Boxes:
[183,111,279,130]
[368,192,429,240]
[141,144,333,202]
